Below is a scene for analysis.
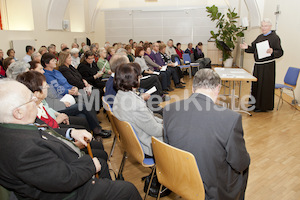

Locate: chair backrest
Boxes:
[284,67,300,87]
[102,97,119,140]
[111,114,154,167]
[182,53,191,64]
[174,56,181,66]
[151,137,205,200]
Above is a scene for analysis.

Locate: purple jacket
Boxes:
[150,50,164,67]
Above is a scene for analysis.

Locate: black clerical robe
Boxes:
[245,30,283,111]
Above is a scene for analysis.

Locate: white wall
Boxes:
[0,0,90,59]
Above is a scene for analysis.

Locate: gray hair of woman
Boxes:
[70,48,80,55]
[6,61,30,80]
[31,52,41,61]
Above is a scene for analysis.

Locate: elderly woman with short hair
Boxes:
[6,61,30,79]
[97,47,112,78]
[70,48,80,68]
[31,52,42,63]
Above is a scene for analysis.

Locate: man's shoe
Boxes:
[162,90,169,94]
[167,87,174,91]
[94,129,112,138]
[254,109,267,113]
[180,82,186,85]
[175,83,185,88]
[162,95,170,102]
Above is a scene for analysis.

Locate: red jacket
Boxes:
[176,49,184,59]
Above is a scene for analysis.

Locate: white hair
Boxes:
[6,61,30,80]
[0,79,29,123]
[262,18,272,26]
[116,48,127,54]
[99,47,106,54]
[31,52,41,60]
[70,48,79,55]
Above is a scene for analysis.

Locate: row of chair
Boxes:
[102,97,205,200]
[176,53,200,79]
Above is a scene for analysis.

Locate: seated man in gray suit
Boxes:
[163,69,250,200]
[0,79,141,200]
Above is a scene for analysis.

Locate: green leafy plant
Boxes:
[206,5,246,61]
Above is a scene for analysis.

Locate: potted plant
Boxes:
[206,5,246,67]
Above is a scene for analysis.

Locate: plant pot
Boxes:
[223,58,233,67]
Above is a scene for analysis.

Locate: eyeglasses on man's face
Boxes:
[14,94,38,110]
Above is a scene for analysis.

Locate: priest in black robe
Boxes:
[240,18,283,112]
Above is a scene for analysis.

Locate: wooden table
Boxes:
[214,67,257,115]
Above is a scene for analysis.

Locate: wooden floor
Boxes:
[97,75,300,200]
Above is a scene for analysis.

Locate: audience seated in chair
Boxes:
[70,48,81,69]
[97,48,112,78]
[113,63,163,157]
[134,46,165,97]
[159,44,185,87]
[78,51,106,92]
[194,42,211,69]
[163,69,250,200]
[0,79,141,200]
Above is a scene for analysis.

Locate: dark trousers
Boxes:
[82,140,108,161]
[158,71,171,90]
[59,104,102,131]
[76,178,141,200]
[58,116,90,131]
[140,75,163,96]
[167,66,180,85]
[76,157,141,200]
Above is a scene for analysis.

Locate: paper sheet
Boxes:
[256,40,271,59]
[145,86,157,95]
[160,66,167,71]
[60,94,76,106]
[152,71,160,75]
[141,75,151,80]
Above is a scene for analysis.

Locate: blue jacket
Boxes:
[44,69,73,97]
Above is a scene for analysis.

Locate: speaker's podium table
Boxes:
[214,67,257,116]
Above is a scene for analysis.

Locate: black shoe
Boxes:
[175,83,185,88]
[180,82,186,85]
[94,129,112,138]
[167,87,174,91]
[254,109,267,112]
[162,90,169,94]
[161,95,170,102]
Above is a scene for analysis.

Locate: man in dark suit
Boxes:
[163,69,250,200]
[0,79,141,200]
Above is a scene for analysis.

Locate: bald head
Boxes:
[0,79,37,124]
[109,53,129,72]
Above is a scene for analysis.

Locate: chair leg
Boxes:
[277,89,283,110]
[144,166,156,200]
[108,136,117,161]
[189,67,192,78]
[292,90,298,109]
[156,184,163,200]
[117,152,127,180]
